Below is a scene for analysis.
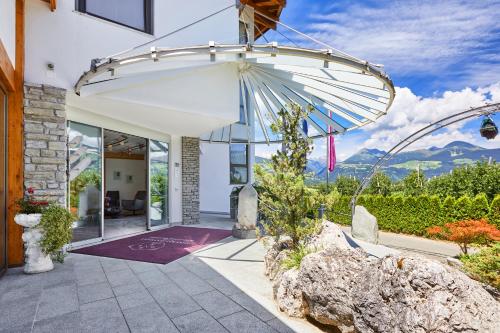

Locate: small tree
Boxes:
[402,169,426,196]
[255,104,320,248]
[469,193,489,220]
[427,219,500,254]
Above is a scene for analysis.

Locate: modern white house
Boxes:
[0,0,394,268]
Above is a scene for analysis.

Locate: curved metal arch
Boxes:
[350,102,500,214]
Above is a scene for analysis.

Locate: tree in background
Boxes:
[401,169,427,196]
[334,175,360,196]
[366,171,393,196]
[255,104,320,248]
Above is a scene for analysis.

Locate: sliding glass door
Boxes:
[68,121,103,243]
[149,140,169,228]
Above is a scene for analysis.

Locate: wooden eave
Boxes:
[240,0,287,39]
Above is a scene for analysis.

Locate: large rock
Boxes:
[352,255,500,333]
[264,237,292,281]
[351,205,378,244]
[237,184,258,229]
[298,248,368,332]
[307,220,353,251]
[274,269,306,317]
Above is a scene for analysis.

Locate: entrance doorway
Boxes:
[103,129,147,239]
[67,122,169,245]
[0,87,6,276]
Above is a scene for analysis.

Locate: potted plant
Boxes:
[14,187,52,273]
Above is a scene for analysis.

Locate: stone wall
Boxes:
[181,137,200,224]
[23,83,67,205]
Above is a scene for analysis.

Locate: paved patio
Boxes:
[0,216,319,333]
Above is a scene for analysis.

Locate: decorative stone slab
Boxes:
[351,205,379,244]
[232,225,257,239]
[237,184,258,229]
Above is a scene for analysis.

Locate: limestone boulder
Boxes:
[352,255,500,333]
[298,248,368,332]
[274,269,306,317]
[264,237,292,281]
[307,220,353,251]
[351,205,378,244]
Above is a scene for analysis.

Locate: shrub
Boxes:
[427,219,500,254]
[489,195,500,228]
[442,196,456,222]
[282,244,315,270]
[39,204,75,262]
[453,195,472,221]
[16,187,49,214]
[470,193,490,220]
[460,242,500,290]
[334,175,360,196]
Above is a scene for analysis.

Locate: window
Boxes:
[76,0,154,34]
[230,144,248,184]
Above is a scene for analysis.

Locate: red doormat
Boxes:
[71,226,232,264]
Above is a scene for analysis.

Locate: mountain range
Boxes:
[255,141,500,182]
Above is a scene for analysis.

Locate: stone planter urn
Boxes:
[14,213,54,274]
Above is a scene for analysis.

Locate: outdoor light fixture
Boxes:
[480,116,498,140]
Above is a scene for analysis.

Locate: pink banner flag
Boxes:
[327,111,336,172]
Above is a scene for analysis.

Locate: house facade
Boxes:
[0,0,286,269]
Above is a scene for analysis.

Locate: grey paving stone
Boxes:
[101,258,129,273]
[166,269,214,296]
[0,282,43,302]
[206,276,242,296]
[80,315,129,333]
[75,267,107,286]
[117,289,155,310]
[113,282,147,297]
[79,298,122,321]
[36,284,79,321]
[148,283,201,319]
[123,302,179,333]
[182,261,221,280]
[42,269,76,288]
[136,269,171,288]
[0,295,39,330]
[172,310,228,333]
[127,260,158,274]
[219,311,277,333]
[33,311,82,333]
[157,261,185,274]
[266,318,297,333]
[77,281,114,304]
[0,322,32,333]
[192,290,242,319]
[106,268,140,287]
[229,292,276,322]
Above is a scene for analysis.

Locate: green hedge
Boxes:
[327,193,497,236]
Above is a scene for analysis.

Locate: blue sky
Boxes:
[256,0,500,161]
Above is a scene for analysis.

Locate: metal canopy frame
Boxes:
[75,43,395,144]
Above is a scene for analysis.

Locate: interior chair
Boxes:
[104,191,121,218]
[122,191,147,215]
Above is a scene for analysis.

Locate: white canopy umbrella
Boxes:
[75,43,395,143]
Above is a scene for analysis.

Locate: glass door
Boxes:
[0,87,6,276]
[148,140,169,228]
[68,121,103,243]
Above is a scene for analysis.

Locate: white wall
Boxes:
[105,158,147,204]
[0,0,16,67]
[169,136,182,223]
[200,143,232,213]
[25,0,239,89]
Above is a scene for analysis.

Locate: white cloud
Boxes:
[359,83,500,152]
[302,0,500,85]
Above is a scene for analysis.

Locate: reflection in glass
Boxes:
[230,144,248,184]
[149,140,168,227]
[68,122,102,242]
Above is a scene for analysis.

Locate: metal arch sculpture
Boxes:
[350,102,500,214]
